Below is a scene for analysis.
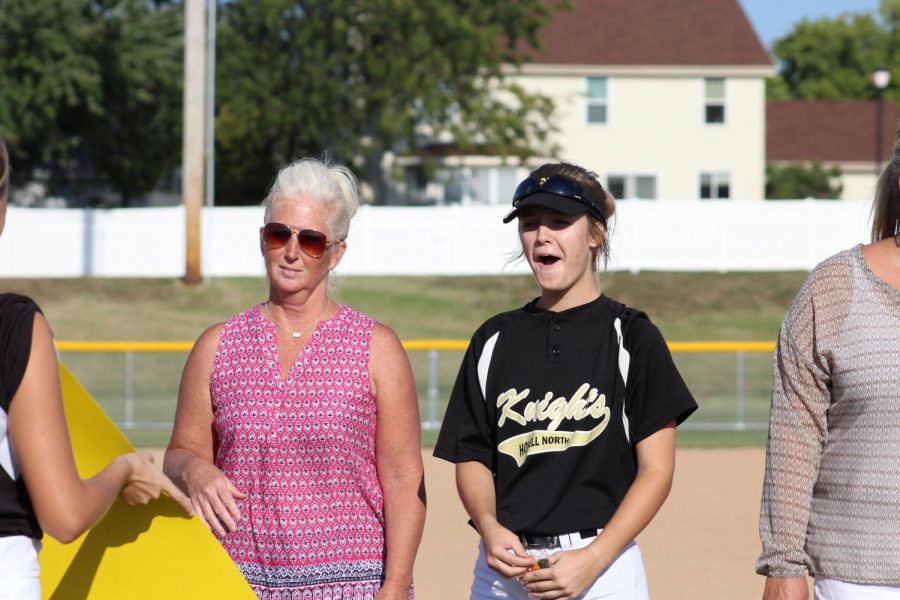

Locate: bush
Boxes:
[765,162,843,200]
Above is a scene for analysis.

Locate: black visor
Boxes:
[503,174,606,224]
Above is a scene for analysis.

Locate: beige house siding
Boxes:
[511,68,771,201]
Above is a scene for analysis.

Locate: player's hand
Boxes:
[479,521,535,579]
[762,576,809,600]
[520,546,604,599]
[119,452,194,515]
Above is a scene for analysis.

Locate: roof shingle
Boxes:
[767,100,900,163]
[524,0,771,67]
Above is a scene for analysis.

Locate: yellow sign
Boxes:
[40,365,255,599]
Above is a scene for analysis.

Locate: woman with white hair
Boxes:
[165,158,425,599]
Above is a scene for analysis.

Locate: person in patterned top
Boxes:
[757,123,900,599]
[164,158,425,599]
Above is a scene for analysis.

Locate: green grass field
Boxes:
[2,272,807,448]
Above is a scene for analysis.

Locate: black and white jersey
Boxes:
[0,294,43,540]
[434,295,696,535]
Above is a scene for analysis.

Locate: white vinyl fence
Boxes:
[0,200,874,278]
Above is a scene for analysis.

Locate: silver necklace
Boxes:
[263,301,330,339]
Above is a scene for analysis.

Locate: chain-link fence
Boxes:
[57,340,776,447]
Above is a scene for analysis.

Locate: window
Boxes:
[438,166,523,205]
[467,168,490,204]
[495,168,520,205]
[606,176,625,199]
[700,172,730,199]
[634,176,656,199]
[704,78,725,124]
[586,77,608,123]
[606,174,656,199]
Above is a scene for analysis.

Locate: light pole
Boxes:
[873,66,891,176]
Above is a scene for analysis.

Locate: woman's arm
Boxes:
[522,422,676,600]
[163,323,245,537]
[9,312,192,543]
[370,323,426,599]
[762,576,810,600]
[757,298,831,599]
[456,460,534,578]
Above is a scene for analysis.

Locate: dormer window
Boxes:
[704,78,725,124]
[586,77,608,124]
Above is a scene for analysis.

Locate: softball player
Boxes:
[434,162,696,600]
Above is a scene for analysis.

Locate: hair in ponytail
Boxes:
[0,137,9,202]
[872,120,900,243]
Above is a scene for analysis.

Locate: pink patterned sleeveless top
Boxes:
[211,303,386,599]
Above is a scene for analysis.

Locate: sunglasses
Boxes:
[512,175,606,224]
[260,222,342,259]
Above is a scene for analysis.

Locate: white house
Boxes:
[389,0,775,205]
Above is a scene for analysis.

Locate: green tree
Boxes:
[82,1,183,206]
[0,0,102,165]
[767,0,900,102]
[765,162,843,199]
[214,0,566,205]
[0,0,182,205]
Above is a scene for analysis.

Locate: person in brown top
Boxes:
[757,122,900,600]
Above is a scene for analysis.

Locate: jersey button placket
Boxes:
[549,320,563,361]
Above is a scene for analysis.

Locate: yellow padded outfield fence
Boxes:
[56,339,775,431]
[55,340,777,434]
[56,339,776,353]
[667,341,775,353]
[57,341,195,352]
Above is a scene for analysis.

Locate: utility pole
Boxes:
[182,0,206,285]
[205,0,216,208]
[873,67,892,177]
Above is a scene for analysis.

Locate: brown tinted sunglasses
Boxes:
[260,222,342,259]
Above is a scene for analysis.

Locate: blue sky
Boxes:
[739,0,881,49]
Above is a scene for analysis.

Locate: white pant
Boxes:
[470,531,649,599]
[0,536,41,600]
[815,577,900,599]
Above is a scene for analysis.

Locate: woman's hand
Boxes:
[480,521,535,579]
[164,323,240,536]
[520,546,604,600]
[373,578,411,600]
[180,458,246,536]
[370,323,426,596]
[118,452,193,515]
[762,576,809,600]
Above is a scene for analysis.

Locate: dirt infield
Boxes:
[148,447,813,598]
[415,447,813,600]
